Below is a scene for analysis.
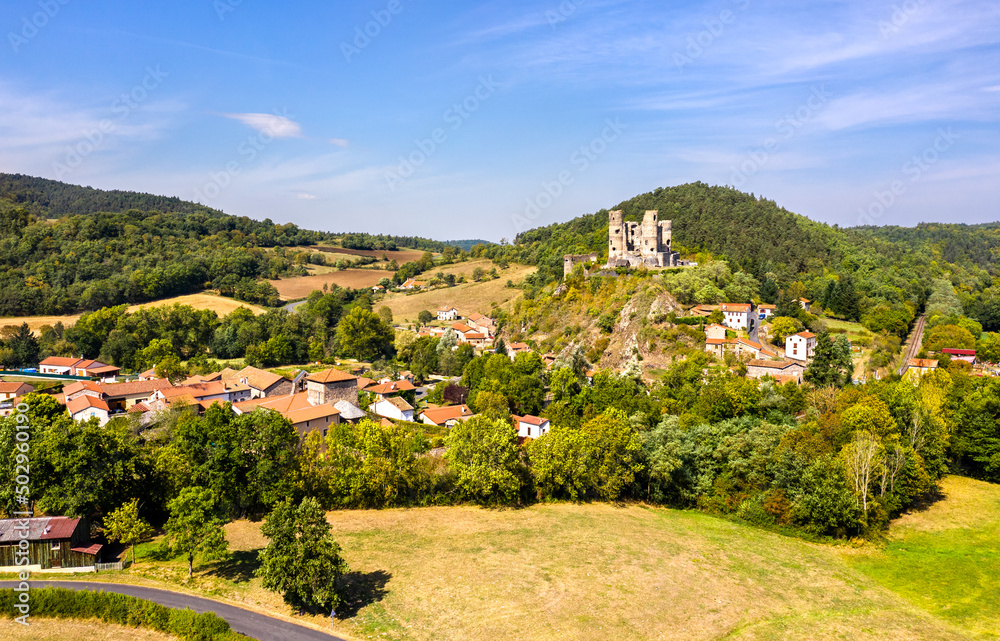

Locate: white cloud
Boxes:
[329,138,350,148]
[222,113,304,138]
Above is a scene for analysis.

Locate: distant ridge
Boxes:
[0,173,227,218]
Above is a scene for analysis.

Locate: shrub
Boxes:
[0,588,234,640]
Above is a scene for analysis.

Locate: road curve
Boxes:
[0,581,345,641]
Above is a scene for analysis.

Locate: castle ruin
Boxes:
[606,210,679,268]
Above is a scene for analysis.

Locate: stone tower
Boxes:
[640,210,661,258]
[605,209,678,268]
[608,210,625,261]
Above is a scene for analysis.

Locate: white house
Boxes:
[437,306,459,321]
[515,415,551,439]
[758,304,776,319]
[719,303,752,330]
[373,396,414,422]
[66,395,110,426]
[38,356,84,376]
[785,332,817,361]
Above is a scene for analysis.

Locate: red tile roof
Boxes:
[942,348,976,356]
[795,332,817,339]
[365,380,416,395]
[66,395,110,415]
[421,404,473,425]
[516,414,548,426]
[909,358,939,369]
[307,368,357,384]
[39,356,83,368]
[0,516,81,542]
[720,303,752,312]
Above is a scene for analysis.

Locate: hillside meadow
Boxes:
[0,617,178,640]
[382,261,535,323]
[32,476,997,641]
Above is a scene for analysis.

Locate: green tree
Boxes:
[804,332,853,387]
[337,306,394,361]
[768,316,803,345]
[377,306,393,325]
[417,310,433,326]
[155,355,188,384]
[256,497,350,613]
[104,499,154,565]
[923,324,976,351]
[135,338,178,371]
[164,486,229,578]
[444,415,522,505]
[3,323,39,368]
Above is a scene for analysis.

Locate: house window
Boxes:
[51,542,60,551]
[527,427,531,436]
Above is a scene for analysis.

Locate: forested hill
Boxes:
[512,182,846,284]
[854,222,1000,270]
[0,173,226,218]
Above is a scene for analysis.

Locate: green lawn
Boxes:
[844,476,1000,638]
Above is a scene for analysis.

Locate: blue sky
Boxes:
[2,0,999,241]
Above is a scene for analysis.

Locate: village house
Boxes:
[230,366,295,398]
[785,332,817,361]
[0,382,33,417]
[72,360,121,382]
[334,399,367,424]
[437,306,459,321]
[399,278,426,290]
[364,379,417,400]
[66,395,110,426]
[719,303,752,330]
[507,342,532,359]
[233,392,341,439]
[514,414,551,439]
[704,338,736,359]
[95,379,175,412]
[746,360,806,383]
[450,322,475,341]
[421,404,474,427]
[704,324,728,341]
[735,337,777,360]
[306,368,358,405]
[466,313,496,336]
[38,356,84,376]
[906,359,939,377]
[373,396,414,422]
[0,516,102,572]
[371,285,385,295]
[799,298,812,312]
[690,304,720,318]
[941,348,976,364]
[758,304,776,319]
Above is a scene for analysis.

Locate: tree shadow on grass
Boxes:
[211,549,262,583]
[337,570,392,618]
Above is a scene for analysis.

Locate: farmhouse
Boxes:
[785,332,817,361]
[364,379,416,400]
[704,337,736,359]
[437,306,459,321]
[719,303,752,330]
[0,516,102,572]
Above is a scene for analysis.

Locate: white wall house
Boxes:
[373,397,414,422]
[785,332,817,361]
[515,415,551,439]
[437,307,459,321]
[719,303,752,330]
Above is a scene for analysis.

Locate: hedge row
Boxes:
[0,588,243,640]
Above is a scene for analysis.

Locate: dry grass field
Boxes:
[269,269,386,299]
[0,293,266,335]
[0,618,177,640]
[19,481,995,641]
[311,245,428,263]
[382,262,536,323]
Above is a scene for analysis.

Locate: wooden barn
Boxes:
[0,516,102,571]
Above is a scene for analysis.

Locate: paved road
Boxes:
[897,314,928,375]
[284,299,308,313]
[749,303,760,344]
[0,581,345,641]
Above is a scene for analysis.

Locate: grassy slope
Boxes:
[845,476,1000,638]
[11,478,995,640]
[0,617,177,640]
[380,261,535,323]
